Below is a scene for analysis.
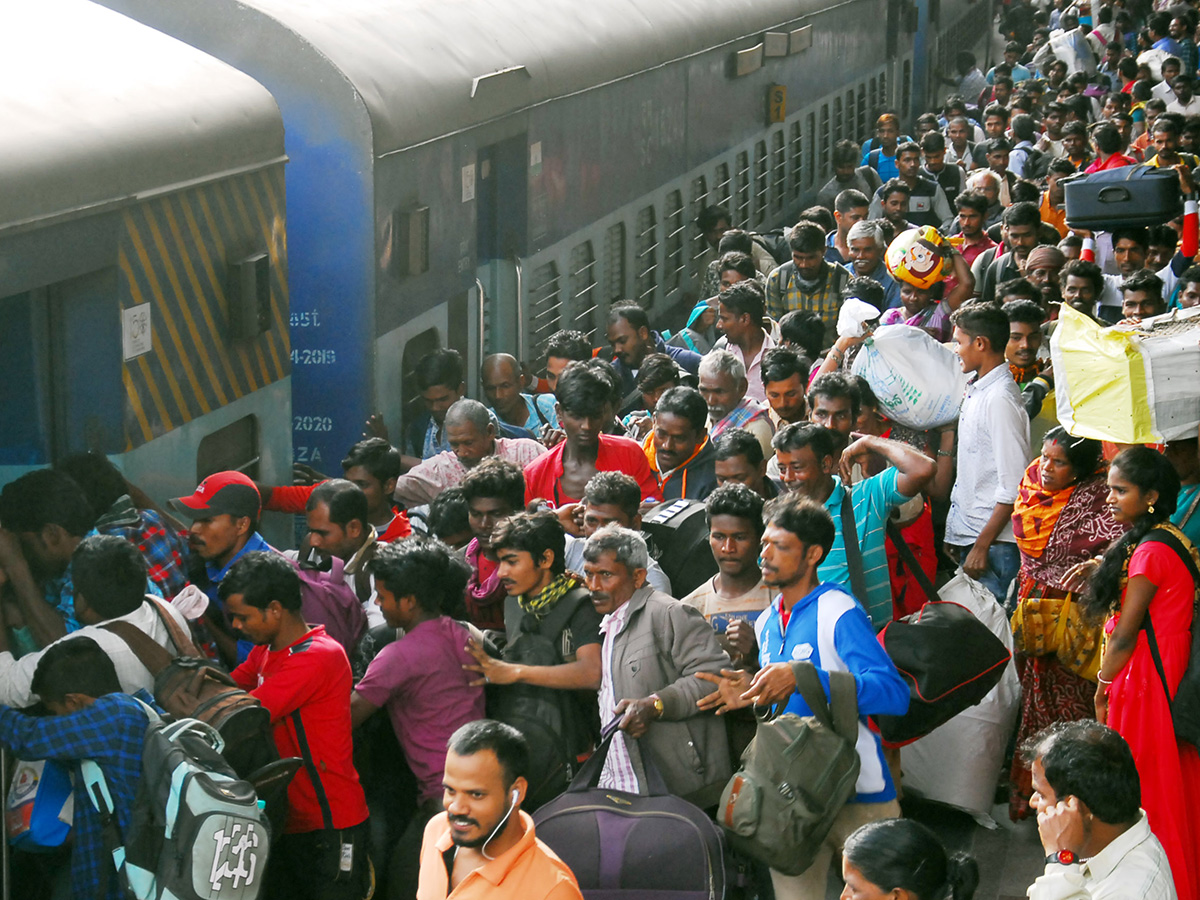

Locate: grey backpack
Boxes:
[82,702,271,900]
[717,661,861,876]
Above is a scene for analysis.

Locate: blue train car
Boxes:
[0,0,292,536]
[97,0,989,468]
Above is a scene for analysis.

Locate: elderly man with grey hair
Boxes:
[392,398,545,508]
[583,523,732,806]
[845,220,902,309]
[698,350,774,458]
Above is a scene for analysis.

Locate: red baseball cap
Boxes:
[172,471,261,519]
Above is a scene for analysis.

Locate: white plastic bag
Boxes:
[836,297,881,338]
[851,324,968,429]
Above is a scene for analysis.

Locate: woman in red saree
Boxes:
[1008,427,1123,820]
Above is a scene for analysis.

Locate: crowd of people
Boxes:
[5,2,1200,899]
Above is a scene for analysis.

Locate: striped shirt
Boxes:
[597,602,640,794]
[818,469,912,628]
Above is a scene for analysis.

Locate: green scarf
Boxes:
[518,572,583,616]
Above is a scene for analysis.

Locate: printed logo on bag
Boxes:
[207,821,261,891]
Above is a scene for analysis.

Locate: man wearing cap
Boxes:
[1023,245,1067,311]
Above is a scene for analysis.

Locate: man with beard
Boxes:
[765,222,852,342]
[845,220,901,308]
[1022,245,1066,312]
[416,720,583,900]
[1003,300,1056,445]
[646,386,719,502]
[977,202,1045,305]
[606,302,701,414]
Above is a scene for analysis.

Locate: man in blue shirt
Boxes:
[697,492,908,900]
[607,302,701,415]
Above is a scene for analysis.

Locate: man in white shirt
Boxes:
[0,534,191,708]
[1025,721,1176,900]
[1166,74,1200,117]
[946,305,1031,607]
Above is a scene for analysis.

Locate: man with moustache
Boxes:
[417,719,582,900]
[582,524,732,806]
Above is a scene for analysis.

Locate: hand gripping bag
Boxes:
[851,324,968,429]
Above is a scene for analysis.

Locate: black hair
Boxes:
[72,534,148,620]
[1061,259,1104,294]
[955,189,989,216]
[714,428,765,468]
[1084,447,1180,621]
[835,189,871,214]
[846,276,887,309]
[0,469,95,537]
[718,251,757,281]
[1011,113,1037,143]
[1102,91,1130,111]
[772,422,837,462]
[986,136,1013,155]
[448,719,530,788]
[788,222,826,254]
[1003,298,1046,326]
[1120,268,1164,300]
[368,537,469,614]
[1022,721,1141,825]
[778,310,824,361]
[1091,122,1123,155]
[950,304,1010,354]
[808,371,861,420]
[1041,426,1103,479]
[920,130,946,153]
[843,819,980,900]
[1111,226,1149,251]
[696,205,730,233]
[1047,158,1076,177]
[655,386,709,433]
[584,358,624,410]
[308,478,369,530]
[705,482,766,536]
[853,375,880,411]
[799,206,837,235]
[460,458,525,513]
[895,140,921,158]
[1010,179,1040,204]
[997,277,1038,303]
[341,437,402,484]
[544,329,592,364]
[583,471,641,521]
[984,103,1011,123]
[993,75,1014,90]
[54,452,127,518]
[832,139,862,168]
[555,361,614,418]
[608,301,650,334]
[413,348,464,392]
[1001,201,1041,229]
[1147,224,1179,250]
[717,229,755,256]
[1061,120,1088,139]
[32,637,122,703]
[1148,11,1171,36]
[760,346,810,388]
[879,178,912,202]
[428,487,471,541]
[490,511,566,575]
[1179,264,1200,289]
[763,492,836,562]
[720,280,766,322]
[636,354,682,395]
[218,551,303,612]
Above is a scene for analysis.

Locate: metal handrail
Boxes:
[513,256,525,362]
[475,277,487,364]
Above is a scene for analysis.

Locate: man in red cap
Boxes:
[172,471,275,664]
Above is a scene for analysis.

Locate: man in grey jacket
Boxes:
[582,524,732,808]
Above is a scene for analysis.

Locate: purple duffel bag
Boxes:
[533,720,726,900]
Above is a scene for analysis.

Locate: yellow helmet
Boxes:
[885,226,947,291]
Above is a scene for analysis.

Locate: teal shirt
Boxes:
[819,469,912,628]
[1173,484,1200,547]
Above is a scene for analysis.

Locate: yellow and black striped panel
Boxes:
[118,166,290,449]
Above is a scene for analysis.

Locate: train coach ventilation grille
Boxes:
[714,163,732,211]
[857,85,867,142]
[790,121,803,199]
[772,131,785,212]
[528,262,562,351]
[604,223,626,302]
[819,105,831,184]
[635,205,659,309]
[834,97,844,145]
[664,190,685,295]
[690,176,708,265]
[568,242,599,339]
[734,151,751,229]
[753,142,768,227]
[118,167,289,451]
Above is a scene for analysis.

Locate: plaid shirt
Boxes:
[710,397,771,440]
[96,496,189,598]
[764,260,851,342]
[0,692,153,900]
[46,529,163,634]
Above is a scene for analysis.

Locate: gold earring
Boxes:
[1149,503,1156,514]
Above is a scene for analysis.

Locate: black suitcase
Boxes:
[1063,165,1182,228]
[533,722,726,900]
[640,499,719,599]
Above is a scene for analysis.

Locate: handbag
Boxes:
[716,662,860,876]
[1011,592,1102,682]
[5,758,73,851]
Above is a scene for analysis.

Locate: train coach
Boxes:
[0,0,293,539]
[95,0,988,471]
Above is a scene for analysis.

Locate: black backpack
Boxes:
[1140,526,1200,747]
[751,229,792,266]
[488,587,598,809]
[1023,145,1051,182]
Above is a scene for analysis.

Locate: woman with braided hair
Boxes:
[1079,445,1200,900]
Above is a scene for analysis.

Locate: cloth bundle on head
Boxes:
[1024,245,1066,273]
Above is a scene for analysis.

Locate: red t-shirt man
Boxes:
[264,482,411,542]
[522,434,661,507]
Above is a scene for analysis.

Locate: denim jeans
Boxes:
[950,541,1021,610]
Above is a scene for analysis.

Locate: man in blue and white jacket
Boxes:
[698,491,909,900]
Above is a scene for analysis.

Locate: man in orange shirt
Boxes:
[417,720,583,900]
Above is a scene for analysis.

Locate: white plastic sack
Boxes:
[836,298,881,338]
[851,324,968,429]
[900,572,1021,826]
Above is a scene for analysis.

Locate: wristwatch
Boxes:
[650,695,665,718]
[1046,849,1076,866]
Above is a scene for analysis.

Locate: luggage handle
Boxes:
[566,716,671,796]
[1097,185,1131,204]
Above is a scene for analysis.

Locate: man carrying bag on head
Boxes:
[698,493,909,900]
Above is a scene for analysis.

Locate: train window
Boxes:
[713,163,732,210]
[634,206,659,309]
[833,97,843,144]
[690,176,708,264]
[197,415,259,482]
[902,60,912,118]
[528,262,562,351]
[0,292,48,465]
[663,190,685,296]
[790,121,803,199]
[845,92,855,144]
[771,131,785,212]
[819,105,831,183]
[879,71,888,109]
[805,113,816,189]
[734,151,750,228]
[568,243,598,338]
[604,223,626,302]
[857,84,868,141]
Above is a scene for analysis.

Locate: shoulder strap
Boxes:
[147,597,198,657]
[289,710,335,831]
[1181,490,1200,531]
[885,517,938,606]
[1138,528,1200,710]
[789,661,859,744]
[101,620,177,677]
[869,148,882,168]
[535,585,593,643]
[839,489,870,608]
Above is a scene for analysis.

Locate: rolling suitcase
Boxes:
[1063,165,1182,229]
[640,500,719,599]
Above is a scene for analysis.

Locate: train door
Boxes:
[475,134,529,364]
